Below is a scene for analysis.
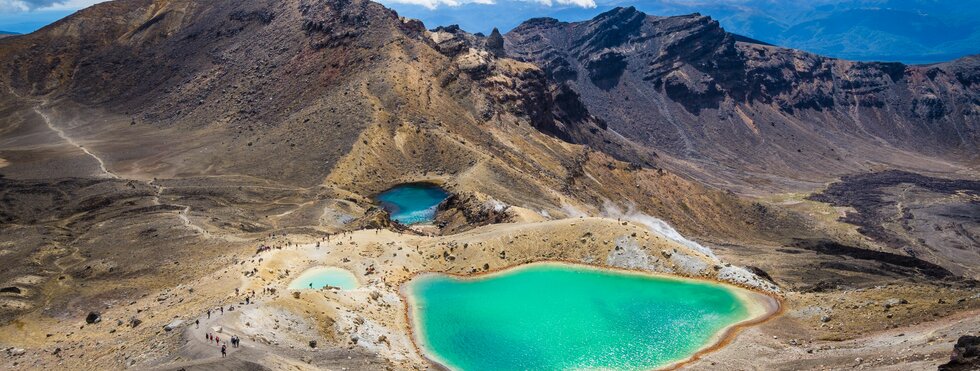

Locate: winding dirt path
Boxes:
[33,105,119,179]
[17,89,231,241]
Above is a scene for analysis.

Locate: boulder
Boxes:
[85,312,101,324]
[883,298,908,308]
[745,266,775,282]
[939,335,980,371]
[163,319,184,332]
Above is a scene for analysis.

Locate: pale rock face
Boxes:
[456,48,494,76]
[427,30,455,44]
[606,236,659,271]
[718,266,781,293]
[606,235,779,293]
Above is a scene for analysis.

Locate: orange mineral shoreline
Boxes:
[397,260,784,371]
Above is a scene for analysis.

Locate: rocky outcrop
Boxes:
[425,21,634,158]
[505,7,980,192]
[485,28,504,57]
[434,192,511,234]
[940,335,980,371]
[349,207,399,231]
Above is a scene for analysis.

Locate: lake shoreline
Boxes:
[400,260,782,371]
[373,182,450,225]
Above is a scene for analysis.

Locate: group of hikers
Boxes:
[201,297,250,358]
[205,332,241,357]
[256,230,364,256]
[208,232,364,359]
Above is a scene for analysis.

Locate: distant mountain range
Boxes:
[383,0,980,64]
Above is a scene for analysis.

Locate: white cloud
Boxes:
[0,0,105,12]
[381,0,595,10]
[531,0,596,7]
[381,0,466,9]
[41,0,107,10]
[552,0,596,7]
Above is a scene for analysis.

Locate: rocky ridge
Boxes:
[506,7,980,192]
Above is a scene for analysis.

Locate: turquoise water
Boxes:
[375,183,449,225]
[407,263,752,371]
[288,267,359,290]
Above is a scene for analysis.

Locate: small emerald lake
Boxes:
[288,267,359,290]
[375,183,449,225]
[406,262,768,371]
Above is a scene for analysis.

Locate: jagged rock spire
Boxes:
[486,27,504,57]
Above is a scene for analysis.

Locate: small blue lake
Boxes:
[375,183,449,225]
[288,267,359,290]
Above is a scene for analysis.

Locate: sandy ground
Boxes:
[2,209,977,370]
[692,308,980,370]
[92,217,779,371]
[64,217,966,371]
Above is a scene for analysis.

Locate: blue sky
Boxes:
[0,0,100,33]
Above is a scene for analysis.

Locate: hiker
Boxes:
[309,282,313,289]
[220,306,224,314]
[245,297,250,305]
[195,319,200,328]
[221,344,227,358]
[216,336,220,345]
[207,309,211,319]
[206,333,211,341]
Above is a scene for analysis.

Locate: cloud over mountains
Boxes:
[383,0,596,10]
[0,0,103,12]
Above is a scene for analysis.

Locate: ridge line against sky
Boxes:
[0,0,101,12]
[1,0,978,64]
[5,0,596,12]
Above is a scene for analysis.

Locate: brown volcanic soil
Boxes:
[504,7,980,194]
[809,170,980,278]
[0,1,978,370]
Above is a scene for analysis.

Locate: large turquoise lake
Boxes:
[406,263,761,371]
[375,183,449,225]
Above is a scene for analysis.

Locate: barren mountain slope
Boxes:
[505,7,980,192]
[0,1,977,370]
[0,0,807,242]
